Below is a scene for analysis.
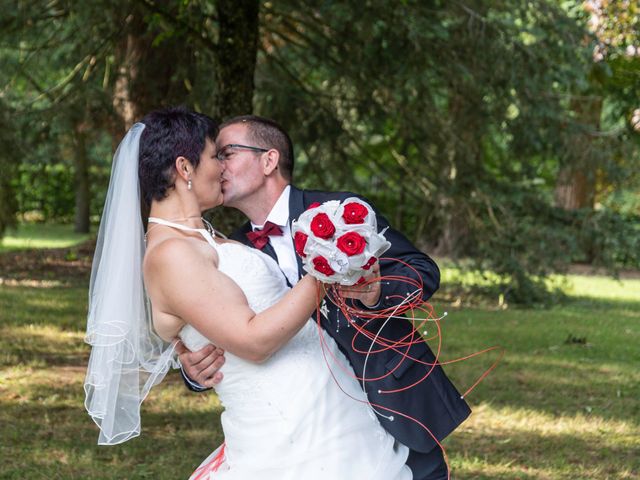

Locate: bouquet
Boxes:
[291,197,391,285]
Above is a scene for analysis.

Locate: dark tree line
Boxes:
[1,0,638,303]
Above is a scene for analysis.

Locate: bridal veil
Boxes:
[84,123,178,445]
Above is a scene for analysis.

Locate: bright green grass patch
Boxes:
[0,223,91,252]
[1,270,639,479]
[563,273,640,303]
[438,257,640,308]
[430,274,640,479]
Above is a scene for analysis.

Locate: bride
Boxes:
[84,107,412,479]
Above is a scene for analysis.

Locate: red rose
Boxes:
[307,202,321,210]
[312,256,335,276]
[342,202,369,224]
[294,232,308,258]
[361,256,376,270]
[336,232,366,256]
[310,213,336,239]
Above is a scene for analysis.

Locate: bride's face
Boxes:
[190,138,225,210]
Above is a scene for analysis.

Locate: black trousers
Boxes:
[406,446,449,480]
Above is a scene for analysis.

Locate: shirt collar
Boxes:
[251,185,291,230]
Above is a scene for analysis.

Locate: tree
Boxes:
[0,105,18,236]
[254,0,637,301]
[555,0,640,212]
[1,0,637,302]
[0,0,261,233]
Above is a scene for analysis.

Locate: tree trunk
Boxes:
[111,6,195,135]
[0,111,17,237]
[214,0,260,119]
[435,91,481,257]
[554,96,602,210]
[554,168,593,210]
[110,2,259,128]
[73,123,91,233]
[0,160,16,237]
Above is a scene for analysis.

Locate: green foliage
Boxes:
[451,185,568,305]
[11,142,112,223]
[0,0,257,234]
[574,209,640,270]
[1,0,638,302]
[14,164,76,221]
[446,185,640,305]
[255,0,639,303]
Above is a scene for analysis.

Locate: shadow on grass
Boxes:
[0,240,93,285]
[449,427,639,479]
[450,351,640,427]
[1,375,223,480]
[0,325,88,368]
[3,379,637,480]
[0,285,87,330]
[6,400,636,480]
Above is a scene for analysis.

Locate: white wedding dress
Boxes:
[159,219,411,480]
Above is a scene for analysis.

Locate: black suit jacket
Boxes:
[231,186,471,453]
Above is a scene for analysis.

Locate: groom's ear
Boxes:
[263,149,280,176]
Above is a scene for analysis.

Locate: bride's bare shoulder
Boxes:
[144,236,219,276]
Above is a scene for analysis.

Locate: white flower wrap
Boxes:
[291,197,391,285]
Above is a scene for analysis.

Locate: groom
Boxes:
[178,115,471,479]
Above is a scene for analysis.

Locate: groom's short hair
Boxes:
[220,115,294,181]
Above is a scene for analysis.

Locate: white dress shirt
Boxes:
[250,185,300,286]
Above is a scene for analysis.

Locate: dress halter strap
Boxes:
[147,217,217,247]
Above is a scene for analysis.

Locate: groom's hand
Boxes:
[337,263,382,308]
[176,341,226,388]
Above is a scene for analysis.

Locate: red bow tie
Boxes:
[246,221,283,250]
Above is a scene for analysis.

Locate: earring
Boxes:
[187,178,192,191]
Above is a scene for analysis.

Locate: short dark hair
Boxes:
[138,106,218,206]
[220,115,294,181]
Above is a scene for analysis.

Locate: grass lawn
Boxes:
[434,273,640,479]
[0,223,91,252]
[0,229,638,479]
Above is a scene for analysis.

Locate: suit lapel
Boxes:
[261,241,279,264]
[234,222,253,245]
[288,186,307,279]
[288,185,307,224]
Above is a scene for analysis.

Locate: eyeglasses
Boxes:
[216,143,269,161]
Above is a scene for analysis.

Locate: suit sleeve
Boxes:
[179,365,212,393]
[352,195,440,310]
[375,212,440,307]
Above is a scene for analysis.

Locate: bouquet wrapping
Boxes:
[291,197,391,285]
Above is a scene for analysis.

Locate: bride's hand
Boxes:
[176,341,226,388]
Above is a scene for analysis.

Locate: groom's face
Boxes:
[216,123,266,208]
